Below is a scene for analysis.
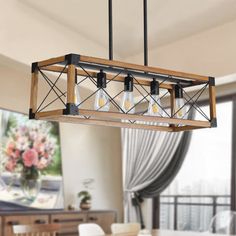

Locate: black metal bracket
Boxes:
[31,62,38,73]
[65,54,80,65]
[211,118,217,127]
[29,108,35,119]
[209,77,215,86]
[63,103,79,115]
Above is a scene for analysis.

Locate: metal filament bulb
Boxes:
[147,79,163,116]
[94,70,110,111]
[121,75,135,114]
[175,84,186,119]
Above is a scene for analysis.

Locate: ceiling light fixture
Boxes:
[29,0,217,132]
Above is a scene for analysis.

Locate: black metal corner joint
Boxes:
[65,54,80,65]
[29,108,35,119]
[63,103,79,115]
[211,118,217,128]
[31,62,38,73]
[209,77,215,86]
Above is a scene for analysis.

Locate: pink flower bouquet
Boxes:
[3,122,57,179]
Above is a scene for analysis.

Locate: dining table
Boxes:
[106,229,234,236]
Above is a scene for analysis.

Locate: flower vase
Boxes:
[20,168,41,201]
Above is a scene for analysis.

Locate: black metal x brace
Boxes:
[172,83,210,121]
[78,64,127,114]
[36,64,67,113]
[130,74,171,118]
[177,82,210,121]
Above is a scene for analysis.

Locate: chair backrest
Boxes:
[79,223,105,236]
[13,224,61,236]
[208,211,236,234]
[111,223,141,235]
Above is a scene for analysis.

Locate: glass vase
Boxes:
[20,169,41,201]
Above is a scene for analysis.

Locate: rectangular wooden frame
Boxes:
[30,53,217,132]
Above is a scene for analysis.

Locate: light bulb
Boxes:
[65,84,81,107]
[174,84,186,119]
[74,85,81,106]
[148,94,163,116]
[121,75,135,114]
[175,98,186,119]
[94,89,110,111]
[94,69,110,111]
[121,91,135,114]
[147,78,162,116]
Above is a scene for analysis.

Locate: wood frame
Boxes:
[29,53,217,132]
[13,224,61,236]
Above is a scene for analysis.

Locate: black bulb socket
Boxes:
[150,78,160,95]
[175,84,183,98]
[97,69,107,88]
[124,74,133,92]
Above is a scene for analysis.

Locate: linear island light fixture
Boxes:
[29,0,217,132]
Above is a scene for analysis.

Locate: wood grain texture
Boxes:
[67,64,76,104]
[80,55,209,82]
[4,215,49,236]
[30,71,38,112]
[31,54,215,131]
[13,224,60,236]
[37,56,65,67]
[87,212,116,234]
[1,211,116,236]
[38,114,174,132]
[209,85,217,119]
[35,109,211,129]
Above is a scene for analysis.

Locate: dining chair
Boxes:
[78,223,105,236]
[111,223,141,235]
[13,223,61,236]
[208,210,236,234]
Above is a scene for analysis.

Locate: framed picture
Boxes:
[0,108,64,210]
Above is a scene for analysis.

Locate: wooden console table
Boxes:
[0,210,117,236]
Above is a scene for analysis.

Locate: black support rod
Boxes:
[143,0,148,66]
[109,0,113,60]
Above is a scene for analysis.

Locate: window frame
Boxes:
[153,93,236,229]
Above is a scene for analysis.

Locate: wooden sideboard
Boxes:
[0,210,117,236]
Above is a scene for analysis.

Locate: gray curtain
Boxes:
[122,109,195,224]
[138,128,192,197]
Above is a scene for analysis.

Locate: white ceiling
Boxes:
[21,0,236,58]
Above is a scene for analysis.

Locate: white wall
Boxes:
[125,19,236,78]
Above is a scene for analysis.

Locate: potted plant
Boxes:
[78,190,91,210]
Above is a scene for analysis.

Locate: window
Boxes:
[160,101,232,232]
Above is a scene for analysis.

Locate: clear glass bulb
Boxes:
[94,89,110,111]
[175,98,186,118]
[147,95,163,116]
[65,85,81,107]
[121,91,135,114]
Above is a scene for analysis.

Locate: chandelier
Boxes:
[29,0,217,132]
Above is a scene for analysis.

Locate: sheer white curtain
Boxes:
[122,126,184,223]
